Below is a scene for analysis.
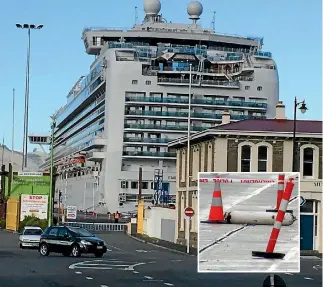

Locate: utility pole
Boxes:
[138,167,142,201]
[16,23,44,170]
[11,88,15,164]
[1,137,4,166]
[48,114,56,227]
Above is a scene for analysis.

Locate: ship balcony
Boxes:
[122,151,176,159]
[157,78,240,88]
[254,51,272,59]
[124,123,207,132]
[123,137,169,145]
[125,96,268,109]
[86,150,105,162]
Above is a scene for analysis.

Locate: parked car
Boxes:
[39,225,107,257]
[19,226,43,249]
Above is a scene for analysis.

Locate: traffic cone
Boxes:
[200,181,226,224]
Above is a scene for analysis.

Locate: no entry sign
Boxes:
[184,207,195,217]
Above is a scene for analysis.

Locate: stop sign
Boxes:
[184,207,195,217]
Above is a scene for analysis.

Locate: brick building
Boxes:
[168,103,323,252]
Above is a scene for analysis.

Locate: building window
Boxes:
[257,86,262,91]
[132,80,138,85]
[303,147,314,177]
[258,146,268,172]
[146,80,151,85]
[245,86,250,90]
[142,182,148,189]
[241,145,251,172]
[131,181,138,189]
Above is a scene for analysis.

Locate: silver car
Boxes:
[19,226,43,249]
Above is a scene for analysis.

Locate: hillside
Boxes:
[0,144,48,172]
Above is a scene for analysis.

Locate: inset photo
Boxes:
[198,172,300,273]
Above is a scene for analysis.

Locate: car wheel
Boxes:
[20,243,24,249]
[39,243,50,256]
[94,252,104,258]
[71,244,81,257]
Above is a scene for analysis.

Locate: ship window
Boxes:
[257,86,262,91]
[132,80,138,85]
[131,181,138,189]
[146,80,151,85]
[245,86,250,90]
[142,182,148,189]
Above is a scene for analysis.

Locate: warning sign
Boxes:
[66,206,77,220]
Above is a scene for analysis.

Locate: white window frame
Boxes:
[300,144,319,179]
[255,142,273,172]
[238,142,256,172]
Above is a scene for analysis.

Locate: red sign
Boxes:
[184,207,195,217]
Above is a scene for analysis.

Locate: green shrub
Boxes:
[18,216,48,232]
[0,219,5,229]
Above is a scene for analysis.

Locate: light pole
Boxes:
[48,114,56,227]
[11,88,15,164]
[292,97,308,172]
[185,63,192,254]
[16,23,44,170]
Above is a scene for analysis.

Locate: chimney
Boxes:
[221,110,230,124]
[275,101,286,119]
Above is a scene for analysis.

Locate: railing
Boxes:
[65,222,127,232]
[157,46,207,56]
[157,78,240,87]
[125,96,268,108]
[125,110,188,117]
[123,151,176,157]
[254,51,272,58]
[124,123,206,131]
[124,137,169,143]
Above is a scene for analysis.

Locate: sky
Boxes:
[0,0,321,152]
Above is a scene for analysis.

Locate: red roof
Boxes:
[214,119,322,134]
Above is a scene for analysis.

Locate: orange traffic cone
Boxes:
[200,181,226,224]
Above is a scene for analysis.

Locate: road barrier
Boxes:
[252,178,295,259]
[64,222,127,232]
[224,210,296,226]
[200,181,225,223]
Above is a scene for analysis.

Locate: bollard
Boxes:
[253,179,295,259]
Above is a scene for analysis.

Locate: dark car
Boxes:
[38,225,107,258]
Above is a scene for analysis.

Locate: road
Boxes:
[199,172,300,273]
[0,230,321,287]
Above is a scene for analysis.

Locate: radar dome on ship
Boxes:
[187,0,203,21]
[144,0,161,15]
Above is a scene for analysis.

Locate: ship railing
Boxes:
[157,78,240,87]
[65,222,127,232]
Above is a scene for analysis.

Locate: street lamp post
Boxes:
[48,115,56,227]
[292,97,308,172]
[185,63,192,254]
[16,23,44,170]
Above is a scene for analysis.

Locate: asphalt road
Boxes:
[199,172,300,273]
[0,231,321,287]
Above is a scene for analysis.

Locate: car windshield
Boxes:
[24,229,43,235]
[68,227,93,237]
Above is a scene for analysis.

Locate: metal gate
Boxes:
[64,222,127,232]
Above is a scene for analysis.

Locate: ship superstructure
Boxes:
[40,0,279,213]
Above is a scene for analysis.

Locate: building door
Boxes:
[300,215,314,250]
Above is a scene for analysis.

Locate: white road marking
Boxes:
[285,272,293,275]
[266,246,299,272]
[144,276,154,280]
[224,181,276,211]
[75,271,82,275]
[101,285,109,287]
[85,277,93,280]
[304,277,314,280]
[171,259,182,262]
[107,244,122,251]
[164,283,174,286]
[133,271,139,274]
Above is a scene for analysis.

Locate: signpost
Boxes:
[300,196,306,207]
[184,207,195,254]
[66,205,77,220]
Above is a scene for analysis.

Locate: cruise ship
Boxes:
[40,0,279,214]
